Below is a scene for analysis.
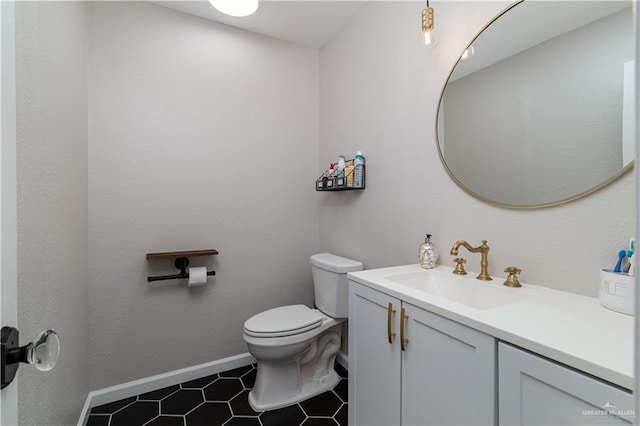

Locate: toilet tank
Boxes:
[310,253,363,318]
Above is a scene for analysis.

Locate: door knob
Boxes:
[1,327,60,389]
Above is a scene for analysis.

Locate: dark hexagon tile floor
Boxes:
[86,363,348,426]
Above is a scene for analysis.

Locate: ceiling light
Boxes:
[208,0,259,17]
[418,1,436,47]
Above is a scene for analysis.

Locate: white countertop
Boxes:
[347,264,634,390]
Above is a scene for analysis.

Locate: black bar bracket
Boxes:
[147,257,216,283]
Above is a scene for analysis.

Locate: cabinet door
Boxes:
[349,281,402,426]
[401,302,496,426]
[499,342,634,425]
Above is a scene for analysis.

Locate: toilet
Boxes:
[243,253,363,411]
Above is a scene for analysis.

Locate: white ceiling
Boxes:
[150,1,367,49]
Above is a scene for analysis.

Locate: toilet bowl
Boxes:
[244,305,344,411]
[242,253,362,411]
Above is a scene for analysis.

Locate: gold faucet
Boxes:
[450,240,492,281]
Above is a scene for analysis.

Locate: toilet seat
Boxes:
[244,305,324,338]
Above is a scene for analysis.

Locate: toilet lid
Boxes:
[244,305,324,338]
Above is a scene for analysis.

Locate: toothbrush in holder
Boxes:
[624,239,635,273]
[614,250,626,273]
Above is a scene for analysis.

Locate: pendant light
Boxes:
[209,0,259,17]
[418,0,436,47]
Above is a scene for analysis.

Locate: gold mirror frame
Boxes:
[435,0,634,209]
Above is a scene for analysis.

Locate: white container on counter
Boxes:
[599,269,635,316]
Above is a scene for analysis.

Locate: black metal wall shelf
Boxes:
[316,160,365,192]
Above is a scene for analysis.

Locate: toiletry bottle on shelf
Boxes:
[345,160,355,187]
[321,170,328,189]
[323,163,335,188]
[354,151,365,188]
[336,155,346,186]
[418,234,439,269]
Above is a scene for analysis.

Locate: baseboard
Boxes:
[77,352,256,426]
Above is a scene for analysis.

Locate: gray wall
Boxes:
[16,2,89,425]
[319,1,635,297]
[87,2,320,390]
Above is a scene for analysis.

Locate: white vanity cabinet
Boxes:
[499,343,634,425]
[348,282,401,426]
[348,281,496,426]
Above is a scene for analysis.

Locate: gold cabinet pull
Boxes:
[387,302,396,344]
[400,307,409,351]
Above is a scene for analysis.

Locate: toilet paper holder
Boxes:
[146,249,217,283]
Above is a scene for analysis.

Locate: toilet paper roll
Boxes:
[188,267,208,287]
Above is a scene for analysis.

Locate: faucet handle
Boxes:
[503,267,522,288]
[453,258,467,275]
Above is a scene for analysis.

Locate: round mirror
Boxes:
[436,0,634,208]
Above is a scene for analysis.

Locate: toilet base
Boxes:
[246,323,343,412]
[248,367,341,412]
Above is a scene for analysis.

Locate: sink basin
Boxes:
[385,269,525,310]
